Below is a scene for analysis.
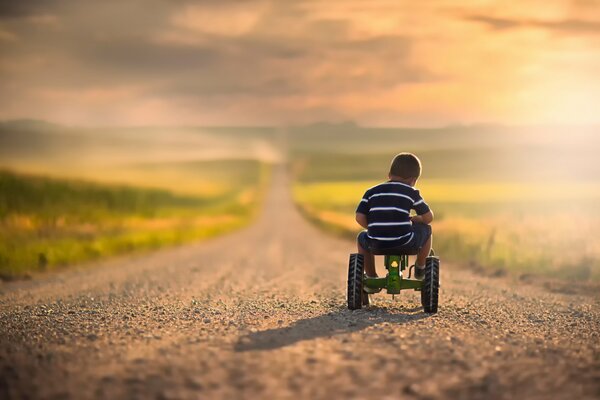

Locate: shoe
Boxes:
[414,265,426,280]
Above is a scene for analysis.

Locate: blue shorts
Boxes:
[357,223,431,255]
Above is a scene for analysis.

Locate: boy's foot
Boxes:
[363,274,379,293]
[414,265,426,280]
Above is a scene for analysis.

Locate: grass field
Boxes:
[0,161,269,279]
[0,121,278,279]
[289,125,600,282]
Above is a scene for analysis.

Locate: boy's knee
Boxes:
[357,231,369,251]
[413,222,432,236]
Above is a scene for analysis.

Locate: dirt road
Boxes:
[1,165,599,399]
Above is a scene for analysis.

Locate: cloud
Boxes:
[171,2,268,37]
[0,1,427,99]
[0,0,432,124]
[463,15,520,30]
[531,18,600,33]
[0,0,599,125]
[465,14,600,35]
[0,0,54,18]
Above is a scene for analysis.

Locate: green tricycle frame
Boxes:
[347,251,440,313]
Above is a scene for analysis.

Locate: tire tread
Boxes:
[347,254,365,310]
[421,256,440,313]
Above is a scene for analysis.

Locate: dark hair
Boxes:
[389,153,421,179]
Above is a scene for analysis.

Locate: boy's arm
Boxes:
[356,212,368,229]
[355,189,370,228]
[411,210,434,225]
[412,190,433,224]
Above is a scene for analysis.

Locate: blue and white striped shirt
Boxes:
[356,181,431,247]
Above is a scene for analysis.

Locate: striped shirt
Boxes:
[356,181,431,247]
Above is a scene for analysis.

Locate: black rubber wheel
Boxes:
[347,253,365,310]
[421,256,440,313]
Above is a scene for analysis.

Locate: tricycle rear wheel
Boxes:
[347,253,365,310]
[421,256,440,313]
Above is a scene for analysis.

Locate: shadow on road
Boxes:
[234,306,430,352]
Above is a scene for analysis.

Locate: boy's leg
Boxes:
[416,234,432,267]
[413,224,432,279]
[357,236,377,277]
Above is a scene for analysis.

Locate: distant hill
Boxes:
[0,119,64,131]
[1,119,598,182]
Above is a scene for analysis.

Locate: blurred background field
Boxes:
[0,121,275,279]
[290,123,600,282]
[2,119,600,283]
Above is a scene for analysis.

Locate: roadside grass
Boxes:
[0,161,269,279]
[293,180,600,282]
[108,159,267,196]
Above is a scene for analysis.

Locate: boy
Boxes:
[356,153,433,281]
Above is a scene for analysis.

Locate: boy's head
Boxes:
[389,153,421,185]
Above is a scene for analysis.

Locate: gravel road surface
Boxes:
[1,165,599,399]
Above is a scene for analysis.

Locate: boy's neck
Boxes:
[388,175,415,186]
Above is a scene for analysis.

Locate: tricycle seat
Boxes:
[370,246,419,256]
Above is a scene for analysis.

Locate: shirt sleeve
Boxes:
[356,190,370,214]
[412,189,431,215]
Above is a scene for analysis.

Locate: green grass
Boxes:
[0,162,269,279]
[113,159,270,196]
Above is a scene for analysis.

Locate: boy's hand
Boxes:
[410,215,423,224]
[411,211,434,225]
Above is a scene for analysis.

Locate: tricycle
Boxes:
[347,250,439,313]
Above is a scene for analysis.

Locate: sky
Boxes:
[0,0,599,127]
